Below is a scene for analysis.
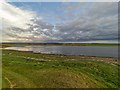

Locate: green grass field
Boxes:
[2,49,119,88]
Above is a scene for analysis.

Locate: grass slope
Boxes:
[2,50,119,88]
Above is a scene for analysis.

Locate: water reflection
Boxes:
[5,46,118,57]
[5,46,32,51]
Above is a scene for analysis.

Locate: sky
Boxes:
[0,0,118,43]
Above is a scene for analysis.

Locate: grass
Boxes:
[2,49,119,88]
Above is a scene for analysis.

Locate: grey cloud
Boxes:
[52,3,118,42]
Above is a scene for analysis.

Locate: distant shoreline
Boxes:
[1,43,119,48]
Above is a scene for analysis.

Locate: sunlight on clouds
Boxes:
[0,1,35,29]
[1,0,37,42]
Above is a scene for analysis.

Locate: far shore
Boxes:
[0,43,120,48]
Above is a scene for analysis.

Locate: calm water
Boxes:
[5,46,118,57]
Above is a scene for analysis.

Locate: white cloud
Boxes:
[0,0,37,42]
[0,1,36,29]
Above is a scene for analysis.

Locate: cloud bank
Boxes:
[1,1,118,43]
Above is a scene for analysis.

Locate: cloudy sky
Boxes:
[0,1,118,43]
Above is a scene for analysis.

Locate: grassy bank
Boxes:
[2,50,119,88]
